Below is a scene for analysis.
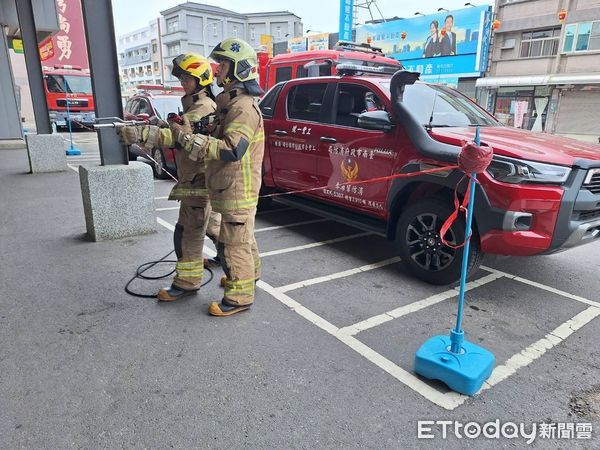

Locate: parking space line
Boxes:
[259,232,371,257]
[258,281,466,410]
[278,256,402,293]
[156,206,179,211]
[481,306,600,392]
[154,196,169,200]
[255,218,329,233]
[482,266,600,308]
[339,272,504,336]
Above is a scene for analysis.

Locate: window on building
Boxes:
[276,26,282,39]
[233,26,238,38]
[154,62,159,72]
[212,23,218,36]
[142,31,148,38]
[563,21,600,52]
[166,43,180,56]
[519,28,560,58]
[152,43,157,54]
[166,17,179,34]
[250,27,256,40]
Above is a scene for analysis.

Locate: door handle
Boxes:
[274,130,288,136]
[320,136,337,143]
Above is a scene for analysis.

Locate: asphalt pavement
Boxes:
[1,132,599,448]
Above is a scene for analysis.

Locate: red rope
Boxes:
[260,164,459,198]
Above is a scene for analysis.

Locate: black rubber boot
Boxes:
[157,284,198,302]
[208,298,252,316]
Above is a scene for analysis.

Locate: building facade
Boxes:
[117,19,164,91]
[477,0,600,143]
[159,3,302,85]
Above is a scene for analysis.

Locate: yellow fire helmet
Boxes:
[171,53,213,87]
[209,38,258,84]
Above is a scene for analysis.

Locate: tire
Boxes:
[395,197,483,285]
[151,147,169,179]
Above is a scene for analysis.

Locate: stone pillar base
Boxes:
[26,134,67,173]
[79,162,156,241]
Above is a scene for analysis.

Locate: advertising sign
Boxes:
[39,0,89,69]
[308,33,329,51]
[339,0,354,41]
[356,6,492,80]
[11,38,24,54]
[260,34,273,57]
[39,37,55,61]
[288,37,307,53]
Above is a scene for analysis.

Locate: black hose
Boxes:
[125,249,214,298]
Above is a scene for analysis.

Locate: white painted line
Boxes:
[339,272,504,336]
[156,206,179,211]
[255,218,329,233]
[156,216,174,231]
[481,306,600,392]
[258,281,466,410]
[154,196,169,200]
[259,232,371,257]
[256,206,293,216]
[278,256,402,293]
[482,266,600,309]
[67,164,79,173]
[153,179,174,183]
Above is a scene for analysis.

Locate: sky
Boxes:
[112,0,489,37]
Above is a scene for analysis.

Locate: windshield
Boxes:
[379,81,500,128]
[45,74,92,94]
[151,97,182,119]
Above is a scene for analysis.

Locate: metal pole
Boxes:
[80,0,128,165]
[15,0,52,135]
[450,126,481,354]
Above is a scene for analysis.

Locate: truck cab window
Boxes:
[275,67,293,84]
[287,83,327,122]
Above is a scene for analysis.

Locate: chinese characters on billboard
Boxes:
[39,0,89,69]
[356,6,492,86]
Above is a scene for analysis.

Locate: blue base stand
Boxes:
[66,147,82,156]
[414,333,495,396]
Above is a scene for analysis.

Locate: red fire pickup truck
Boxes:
[258,66,600,284]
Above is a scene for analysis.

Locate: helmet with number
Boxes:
[171,53,213,87]
[209,38,258,84]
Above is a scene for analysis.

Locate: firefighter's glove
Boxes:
[169,115,193,147]
[118,125,141,145]
[148,116,169,128]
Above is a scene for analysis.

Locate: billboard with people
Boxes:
[356,5,492,83]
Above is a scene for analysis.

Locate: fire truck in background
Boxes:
[43,65,95,130]
[258,41,402,93]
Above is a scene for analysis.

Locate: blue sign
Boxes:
[356,5,492,78]
[339,0,354,41]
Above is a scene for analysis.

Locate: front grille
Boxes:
[57,99,88,108]
[578,209,600,221]
[582,169,600,194]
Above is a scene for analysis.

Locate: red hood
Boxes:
[429,126,600,166]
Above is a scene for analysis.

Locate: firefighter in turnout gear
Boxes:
[119,53,221,301]
[169,38,264,316]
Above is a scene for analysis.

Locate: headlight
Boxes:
[487,156,571,184]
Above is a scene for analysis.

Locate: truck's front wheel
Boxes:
[395,198,482,285]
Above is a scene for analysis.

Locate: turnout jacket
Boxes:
[179,87,264,213]
[161,89,216,201]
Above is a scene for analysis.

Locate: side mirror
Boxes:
[357,110,394,132]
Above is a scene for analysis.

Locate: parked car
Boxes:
[258,66,600,285]
[123,91,182,179]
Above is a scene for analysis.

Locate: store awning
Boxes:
[476,73,600,88]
